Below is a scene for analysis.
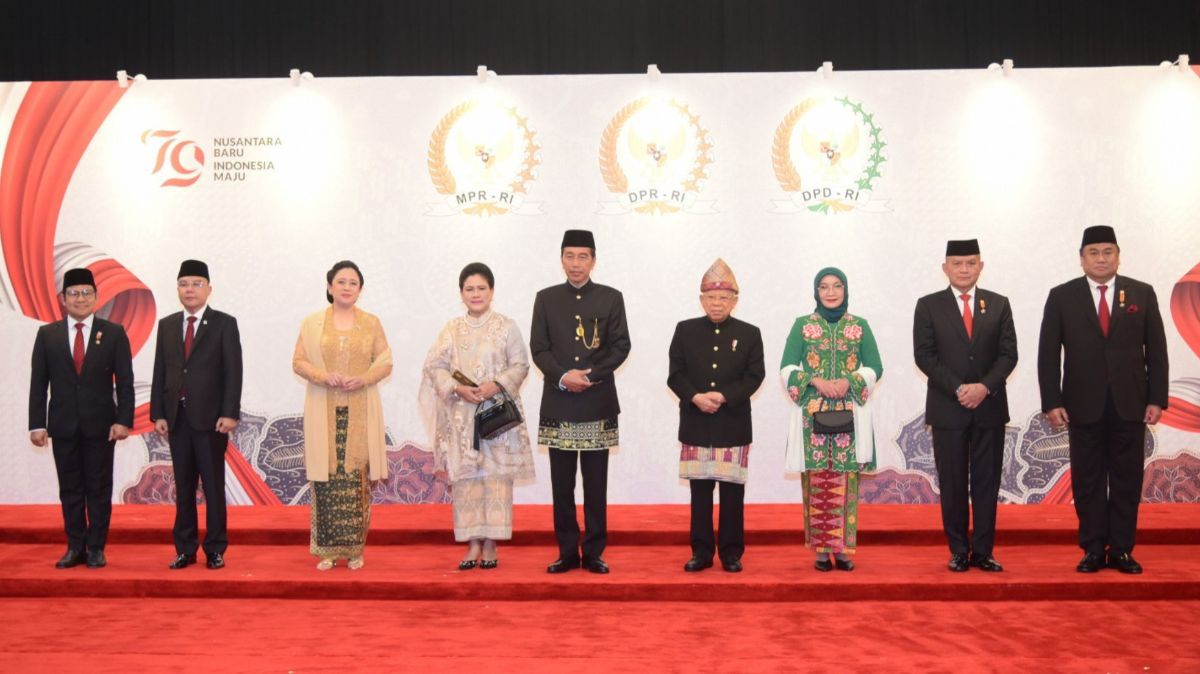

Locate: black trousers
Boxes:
[932,423,1004,556]
[548,447,608,560]
[170,402,229,556]
[51,431,115,551]
[1068,392,1146,556]
[689,479,745,562]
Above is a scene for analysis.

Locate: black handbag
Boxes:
[812,400,854,435]
[473,390,523,447]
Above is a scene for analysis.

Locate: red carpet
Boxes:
[2,503,1197,671]
[0,598,1197,673]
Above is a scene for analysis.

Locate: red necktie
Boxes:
[1098,285,1110,337]
[73,323,85,375]
[184,315,196,359]
[960,293,973,340]
[179,316,196,401]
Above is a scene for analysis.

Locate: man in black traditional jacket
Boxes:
[667,259,764,573]
[530,229,631,574]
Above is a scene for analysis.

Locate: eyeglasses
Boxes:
[177,280,208,290]
[64,289,95,299]
[701,294,737,304]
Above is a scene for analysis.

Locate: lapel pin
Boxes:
[979,298,987,315]
[1118,290,1125,308]
[732,339,738,352]
[95,332,103,344]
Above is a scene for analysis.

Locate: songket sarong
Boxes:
[310,407,371,559]
[452,476,514,541]
[679,444,750,484]
[537,417,619,450]
[801,469,860,554]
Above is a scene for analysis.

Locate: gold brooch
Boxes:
[979,298,987,315]
[1118,289,1125,308]
[576,316,600,350]
[95,332,103,344]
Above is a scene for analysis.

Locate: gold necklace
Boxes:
[575,316,600,350]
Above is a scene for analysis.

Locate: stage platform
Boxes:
[1,504,1197,603]
[3,503,1198,672]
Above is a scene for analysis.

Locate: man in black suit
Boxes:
[28,268,134,569]
[667,259,764,573]
[150,260,243,570]
[530,229,631,574]
[1038,226,1168,574]
[914,239,1018,573]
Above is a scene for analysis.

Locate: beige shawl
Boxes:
[294,307,393,482]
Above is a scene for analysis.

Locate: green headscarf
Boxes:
[813,267,848,323]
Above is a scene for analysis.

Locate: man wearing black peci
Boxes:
[530,229,631,574]
[1038,226,1169,574]
[914,239,1018,573]
[150,260,243,570]
[28,268,134,569]
[668,259,764,573]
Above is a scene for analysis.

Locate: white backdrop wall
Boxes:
[1,66,1199,505]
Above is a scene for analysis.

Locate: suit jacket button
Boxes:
[712,363,718,369]
[576,295,581,300]
[713,346,718,351]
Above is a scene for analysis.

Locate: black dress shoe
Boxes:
[55,549,84,569]
[970,554,1004,572]
[205,552,225,569]
[721,558,743,573]
[86,548,107,568]
[583,557,610,574]
[833,557,854,572]
[947,553,970,572]
[1076,552,1105,573]
[684,557,713,572]
[479,559,499,570]
[546,557,580,574]
[814,558,833,572]
[169,553,197,569]
[1107,552,1143,575]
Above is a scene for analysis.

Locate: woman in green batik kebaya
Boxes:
[780,267,882,572]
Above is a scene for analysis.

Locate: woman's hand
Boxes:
[325,372,346,388]
[829,378,851,399]
[455,385,485,404]
[341,377,365,392]
[811,377,837,399]
[476,381,502,400]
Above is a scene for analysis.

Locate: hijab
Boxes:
[814,267,848,323]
